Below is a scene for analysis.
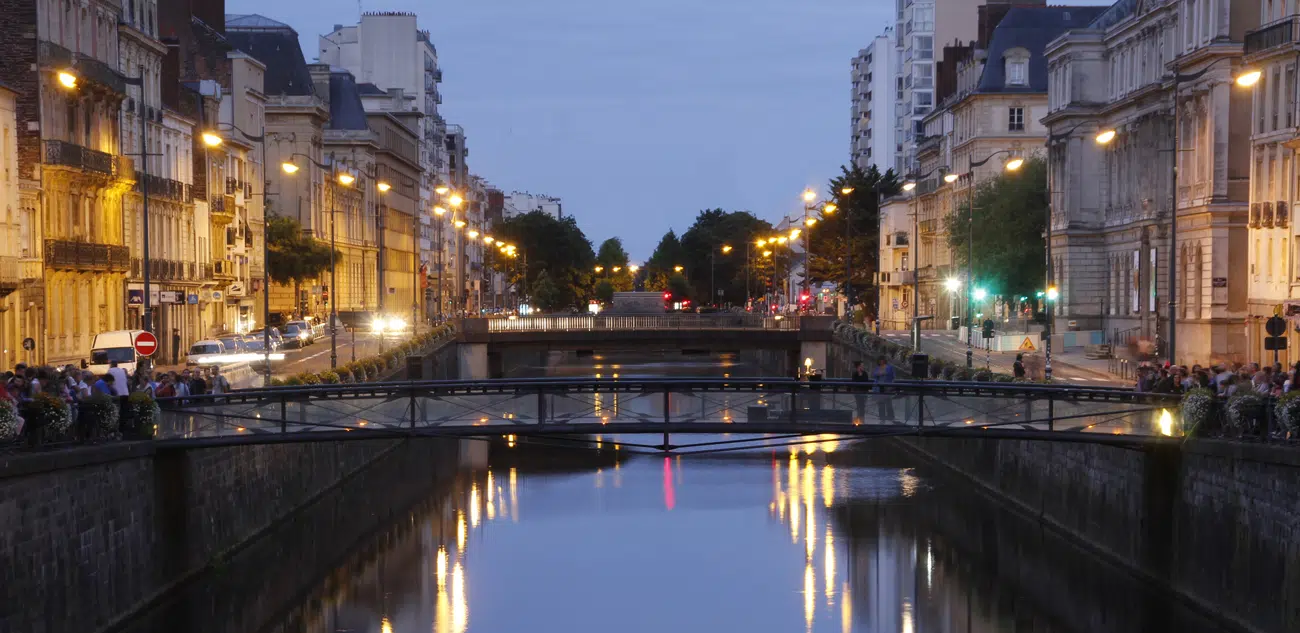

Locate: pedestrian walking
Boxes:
[1013,353,1026,379]
[871,356,896,422]
[851,360,870,422]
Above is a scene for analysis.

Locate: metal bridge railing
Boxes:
[484,314,799,332]
[153,378,1188,449]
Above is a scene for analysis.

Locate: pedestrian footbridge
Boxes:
[156,378,1184,452]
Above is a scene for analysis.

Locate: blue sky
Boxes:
[226,0,893,259]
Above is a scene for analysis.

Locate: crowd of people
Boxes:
[1134,361,1298,397]
[1,361,230,406]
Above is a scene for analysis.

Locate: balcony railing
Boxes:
[213,260,236,279]
[133,173,189,202]
[45,240,130,272]
[44,140,115,176]
[38,40,125,94]
[1245,16,1300,56]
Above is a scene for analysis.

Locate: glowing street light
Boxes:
[57,71,78,89]
[454,219,466,229]
[1236,69,1262,87]
[973,287,988,301]
[1095,129,1116,145]
[1046,286,1060,301]
[629,265,640,273]
[612,266,621,272]
[594,266,604,273]
[805,217,817,227]
[467,229,480,239]
[802,189,817,203]
[434,206,447,216]
[841,187,854,195]
[435,185,450,195]
[1005,157,1025,171]
[944,277,961,292]
[338,172,355,186]
[901,181,917,191]
[763,250,773,257]
[449,194,464,207]
[201,132,223,147]
[944,173,960,183]
[823,203,837,214]
[789,229,801,240]
[721,245,733,254]
[280,162,299,174]
[673,265,684,273]
[376,181,391,192]
[756,239,767,247]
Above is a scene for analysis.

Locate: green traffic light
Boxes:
[1035,291,1045,298]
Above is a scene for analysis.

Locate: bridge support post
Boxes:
[662,389,671,452]
[537,390,547,425]
[280,399,287,433]
[457,343,489,380]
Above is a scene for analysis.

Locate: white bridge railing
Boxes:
[485,314,799,332]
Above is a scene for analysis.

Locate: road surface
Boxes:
[879,330,1128,387]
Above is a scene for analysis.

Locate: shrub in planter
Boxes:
[297,372,321,386]
[953,368,975,381]
[20,392,73,443]
[78,393,120,439]
[1275,390,1300,435]
[120,391,159,440]
[1225,392,1267,435]
[993,374,1015,383]
[270,377,286,387]
[973,369,993,382]
[318,371,341,384]
[941,365,957,380]
[0,399,23,441]
[282,376,304,386]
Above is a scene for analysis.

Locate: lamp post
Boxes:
[899,165,952,351]
[282,154,359,369]
[715,244,733,306]
[212,122,271,383]
[952,151,1022,367]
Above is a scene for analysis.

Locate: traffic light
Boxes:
[799,291,811,305]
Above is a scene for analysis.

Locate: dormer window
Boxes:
[1004,47,1031,87]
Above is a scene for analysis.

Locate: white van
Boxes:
[87,330,148,375]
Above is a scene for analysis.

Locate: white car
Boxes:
[186,340,228,366]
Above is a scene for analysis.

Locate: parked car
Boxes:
[282,321,315,347]
[248,327,284,351]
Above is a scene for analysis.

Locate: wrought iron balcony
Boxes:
[1245,16,1300,57]
[45,239,130,272]
[133,173,188,202]
[44,140,115,176]
[213,260,237,280]
[38,40,126,94]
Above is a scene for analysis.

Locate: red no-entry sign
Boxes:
[133,331,158,357]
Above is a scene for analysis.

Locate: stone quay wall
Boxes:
[0,437,411,633]
[896,437,1300,633]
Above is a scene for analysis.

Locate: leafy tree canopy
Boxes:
[678,209,778,306]
[944,156,1047,298]
[805,164,901,317]
[490,211,596,311]
[267,214,340,288]
[595,237,633,291]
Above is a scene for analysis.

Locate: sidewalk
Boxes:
[879,330,1127,385]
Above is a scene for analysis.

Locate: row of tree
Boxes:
[264,157,1047,317]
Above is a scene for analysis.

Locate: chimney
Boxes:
[307,63,332,109]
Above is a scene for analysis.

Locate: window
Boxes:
[1007,60,1027,86]
[1008,106,1025,132]
[915,36,933,60]
[912,4,934,31]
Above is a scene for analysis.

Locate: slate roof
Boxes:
[976,6,1109,94]
[1088,0,1138,30]
[356,82,387,96]
[225,14,315,97]
[326,70,369,131]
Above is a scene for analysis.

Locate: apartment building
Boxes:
[851,29,897,172]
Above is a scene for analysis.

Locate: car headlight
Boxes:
[389,318,407,331]
[372,317,387,332]
[298,332,309,339]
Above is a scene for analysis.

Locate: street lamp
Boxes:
[594,266,604,273]
[951,150,1021,367]
[674,265,684,273]
[201,132,223,147]
[899,165,952,351]
[57,71,77,89]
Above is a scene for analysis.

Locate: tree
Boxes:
[594,279,615,306]
[646,230,687,291]
[679,209,776,306]
[945,156,1047,299]
[267,214,340,316]
[595,237,633,291]
[667,273,693,304]
[805,164,901,318]
[531,271,564,312]
[490,211,596,311]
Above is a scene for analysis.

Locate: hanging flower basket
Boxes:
[1224,392,1268,437]
[121,391,160,440]
[0,399,24,441]
[1180,388,1220,436]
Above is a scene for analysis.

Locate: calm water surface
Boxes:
[121,352,1231,633]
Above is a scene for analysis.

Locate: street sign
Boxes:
[1019,337,1037,351]
[21,337,35,351]
[1266,315,1287,337]
[133,331,158,357]
[1265,337,1287,351]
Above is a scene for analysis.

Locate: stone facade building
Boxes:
[1243,5,1300,363]
[1044,0,1257,364]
